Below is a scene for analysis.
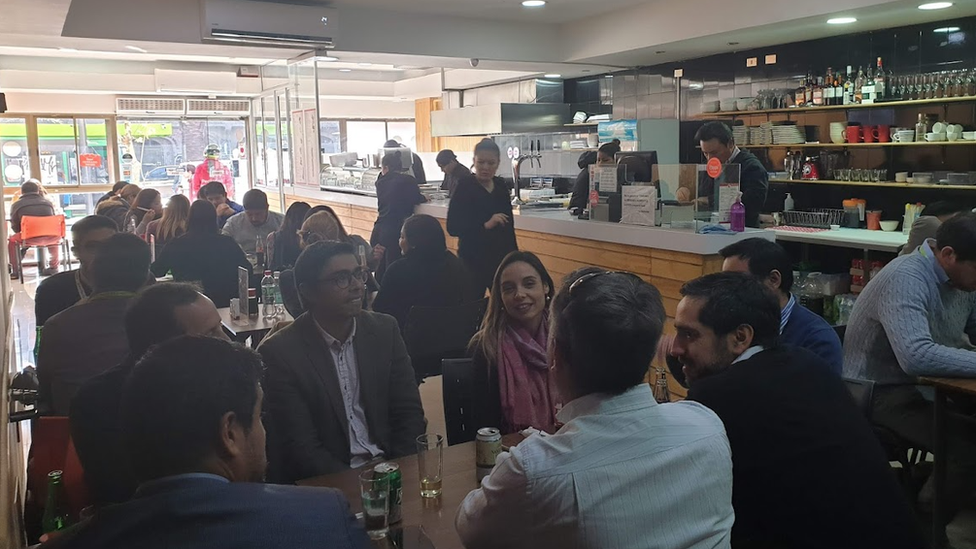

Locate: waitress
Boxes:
[447,138,518,296]
[371,152,425,282]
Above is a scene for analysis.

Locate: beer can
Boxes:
[476,427,502,481]
[373,462,402,524]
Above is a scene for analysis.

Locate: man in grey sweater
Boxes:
[845,212,976,527]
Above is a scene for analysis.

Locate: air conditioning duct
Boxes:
[201,0,338,48]
[116,98,186,117]
[154,69,237,95]
[431,103,570,137]
[186,99,251,117]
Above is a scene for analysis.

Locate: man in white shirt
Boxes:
[456,268,735,549]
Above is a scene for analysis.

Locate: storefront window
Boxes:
[386,121,416,150]
[0,118,31,187]
[320,120,341,154]
[346,121,387,161]
[37,118,79,186]
[76,119,111,185]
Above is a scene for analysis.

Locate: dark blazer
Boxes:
[150,232,250,307]
[259,312,426,483]
[446,175,518,293]
[687,346,924,549]
[372,250,478,332]
[371,172,425,281]
[43,475,370,549]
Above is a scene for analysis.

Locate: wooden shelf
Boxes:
[696,95,976,118]
[746,141,976,149]
[563,122,602,127]
[769,178,976,190]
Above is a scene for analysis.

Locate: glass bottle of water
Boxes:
[261,270,276,321]
[273,271,284,317]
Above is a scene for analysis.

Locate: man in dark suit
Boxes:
[694,121,768,228]
[48,336,370,549]
[71,283,230,507]
[260,241,425,483]
[671,272,924,549]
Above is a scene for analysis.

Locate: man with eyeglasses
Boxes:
[35,215,118,326]
[258,241,425,483]
[694,122,768,228]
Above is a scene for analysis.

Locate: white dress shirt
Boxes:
[456,384,734,549]
[316,319,383,467]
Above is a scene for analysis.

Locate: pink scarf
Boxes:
[497,314,559,434]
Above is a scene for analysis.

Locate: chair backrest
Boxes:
[21,215,65,240]
[843,377,875,421]
[403,299,488,379]
[833,324,847,344]
[27,417,91,522]
[441,358,476,446]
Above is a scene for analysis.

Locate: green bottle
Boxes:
[33,326,41,364]
[41,470,70,533]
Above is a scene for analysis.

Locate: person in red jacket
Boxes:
[191,144,234,200]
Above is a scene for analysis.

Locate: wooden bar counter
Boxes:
[282,186,772,397]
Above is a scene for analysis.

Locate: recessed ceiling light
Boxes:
[544,73,561,78]
[58,47,78,52]
[827,17,857,24]
[522,0,546,7]
[124,45,148,53]
[919,2,953,9]
[934,26,961,32]
[358,62,373,66]
[317,55,339,62]
[605,74,614,78]
[338,68,352,72]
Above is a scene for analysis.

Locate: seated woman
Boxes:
[150,200,250,307]
[279,209,378,317]
[122,188,162,236]
[373,214,478,332]
[146,194,190,252]
[469,251,559,435]
[267,201,311,271]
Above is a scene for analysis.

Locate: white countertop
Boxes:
[290,187,773,255]
[766,227,909,253]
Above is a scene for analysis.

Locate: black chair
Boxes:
[403,299,488,382]
[441,358,475,446]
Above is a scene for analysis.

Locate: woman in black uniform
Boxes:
[447,139,518,296]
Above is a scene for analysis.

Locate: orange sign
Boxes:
[79,154,102,168]
[706,157,722,178]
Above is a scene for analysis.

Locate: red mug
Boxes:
[862,125,876,143]
[876,125,891,143]
[845,126,862,143]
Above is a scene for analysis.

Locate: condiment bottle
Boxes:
[730,193,745,233]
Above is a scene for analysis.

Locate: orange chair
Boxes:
[25,416,91,534]
[16,215,70,284]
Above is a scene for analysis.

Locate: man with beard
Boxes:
[671,272,923,549]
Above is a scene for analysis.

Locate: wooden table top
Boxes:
[920,376,976,397]
[217,307,293,337]
[298,434,523,549]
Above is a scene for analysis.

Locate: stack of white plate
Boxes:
[759,122,775,145]
[732,126,750,145]
[749,127,765,146]
[772,124,806,145]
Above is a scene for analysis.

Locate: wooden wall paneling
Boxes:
[415,98,436,153]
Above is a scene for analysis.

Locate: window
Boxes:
[1,115,116,189]
[346,121,388,160]
[319,120,341,154]
[1,118,31,187]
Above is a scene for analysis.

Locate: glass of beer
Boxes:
[416,433,444,498]
[359,471,389,539]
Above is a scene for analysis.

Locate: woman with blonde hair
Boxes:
[146,194,191,252]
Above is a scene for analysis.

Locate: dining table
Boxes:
[298,434,523,549]
[217,307,293,348]
[919,376,976,549]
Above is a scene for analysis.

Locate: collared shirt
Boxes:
[728,146,742,163]
[314,319,383,467]
[733,346,765,365]
[136,472,229,496]
[780,294,797,334]
[456,384,734,549]
[918,238,950,285]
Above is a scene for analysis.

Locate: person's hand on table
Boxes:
[484,214,511,230]
[216,204,234,217]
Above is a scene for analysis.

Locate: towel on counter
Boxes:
[697,224,737,235]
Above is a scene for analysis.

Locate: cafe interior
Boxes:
[5,0,976,546]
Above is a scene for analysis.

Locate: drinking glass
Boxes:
[416,434,444,499]
[359,471,389,540]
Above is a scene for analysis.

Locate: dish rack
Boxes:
[782,209,845,229]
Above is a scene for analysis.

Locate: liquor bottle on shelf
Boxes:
[833,70,844,106]
[863,63,876,104]
[804,72,814,105]
[812,75,824,106]
[824,68,835,106]
[843,66,854,105]
[795,77,807,107]
[855,66,866,104]
[875,57,886,101]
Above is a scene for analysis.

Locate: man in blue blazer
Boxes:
[46,336,369,549]
[719,237,843,375]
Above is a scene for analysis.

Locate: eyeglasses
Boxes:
[317,268,368,290]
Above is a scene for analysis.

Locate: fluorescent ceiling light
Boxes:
[919,2,953,9]
[317,55,339,62]
[358,62,373,66]
[339,68,352,72]
[124,45,148,53]
[544,73,562,78]
[827,17,857,24]
[934,26,961,32]
[522,0,546,7]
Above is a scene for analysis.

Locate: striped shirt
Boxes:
[780,294,797,334]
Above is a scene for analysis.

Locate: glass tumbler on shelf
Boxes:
[416,434,444,498]
[359,471,390,540]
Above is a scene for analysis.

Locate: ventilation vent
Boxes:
[186,99,251,116]
[116,98,186,116]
